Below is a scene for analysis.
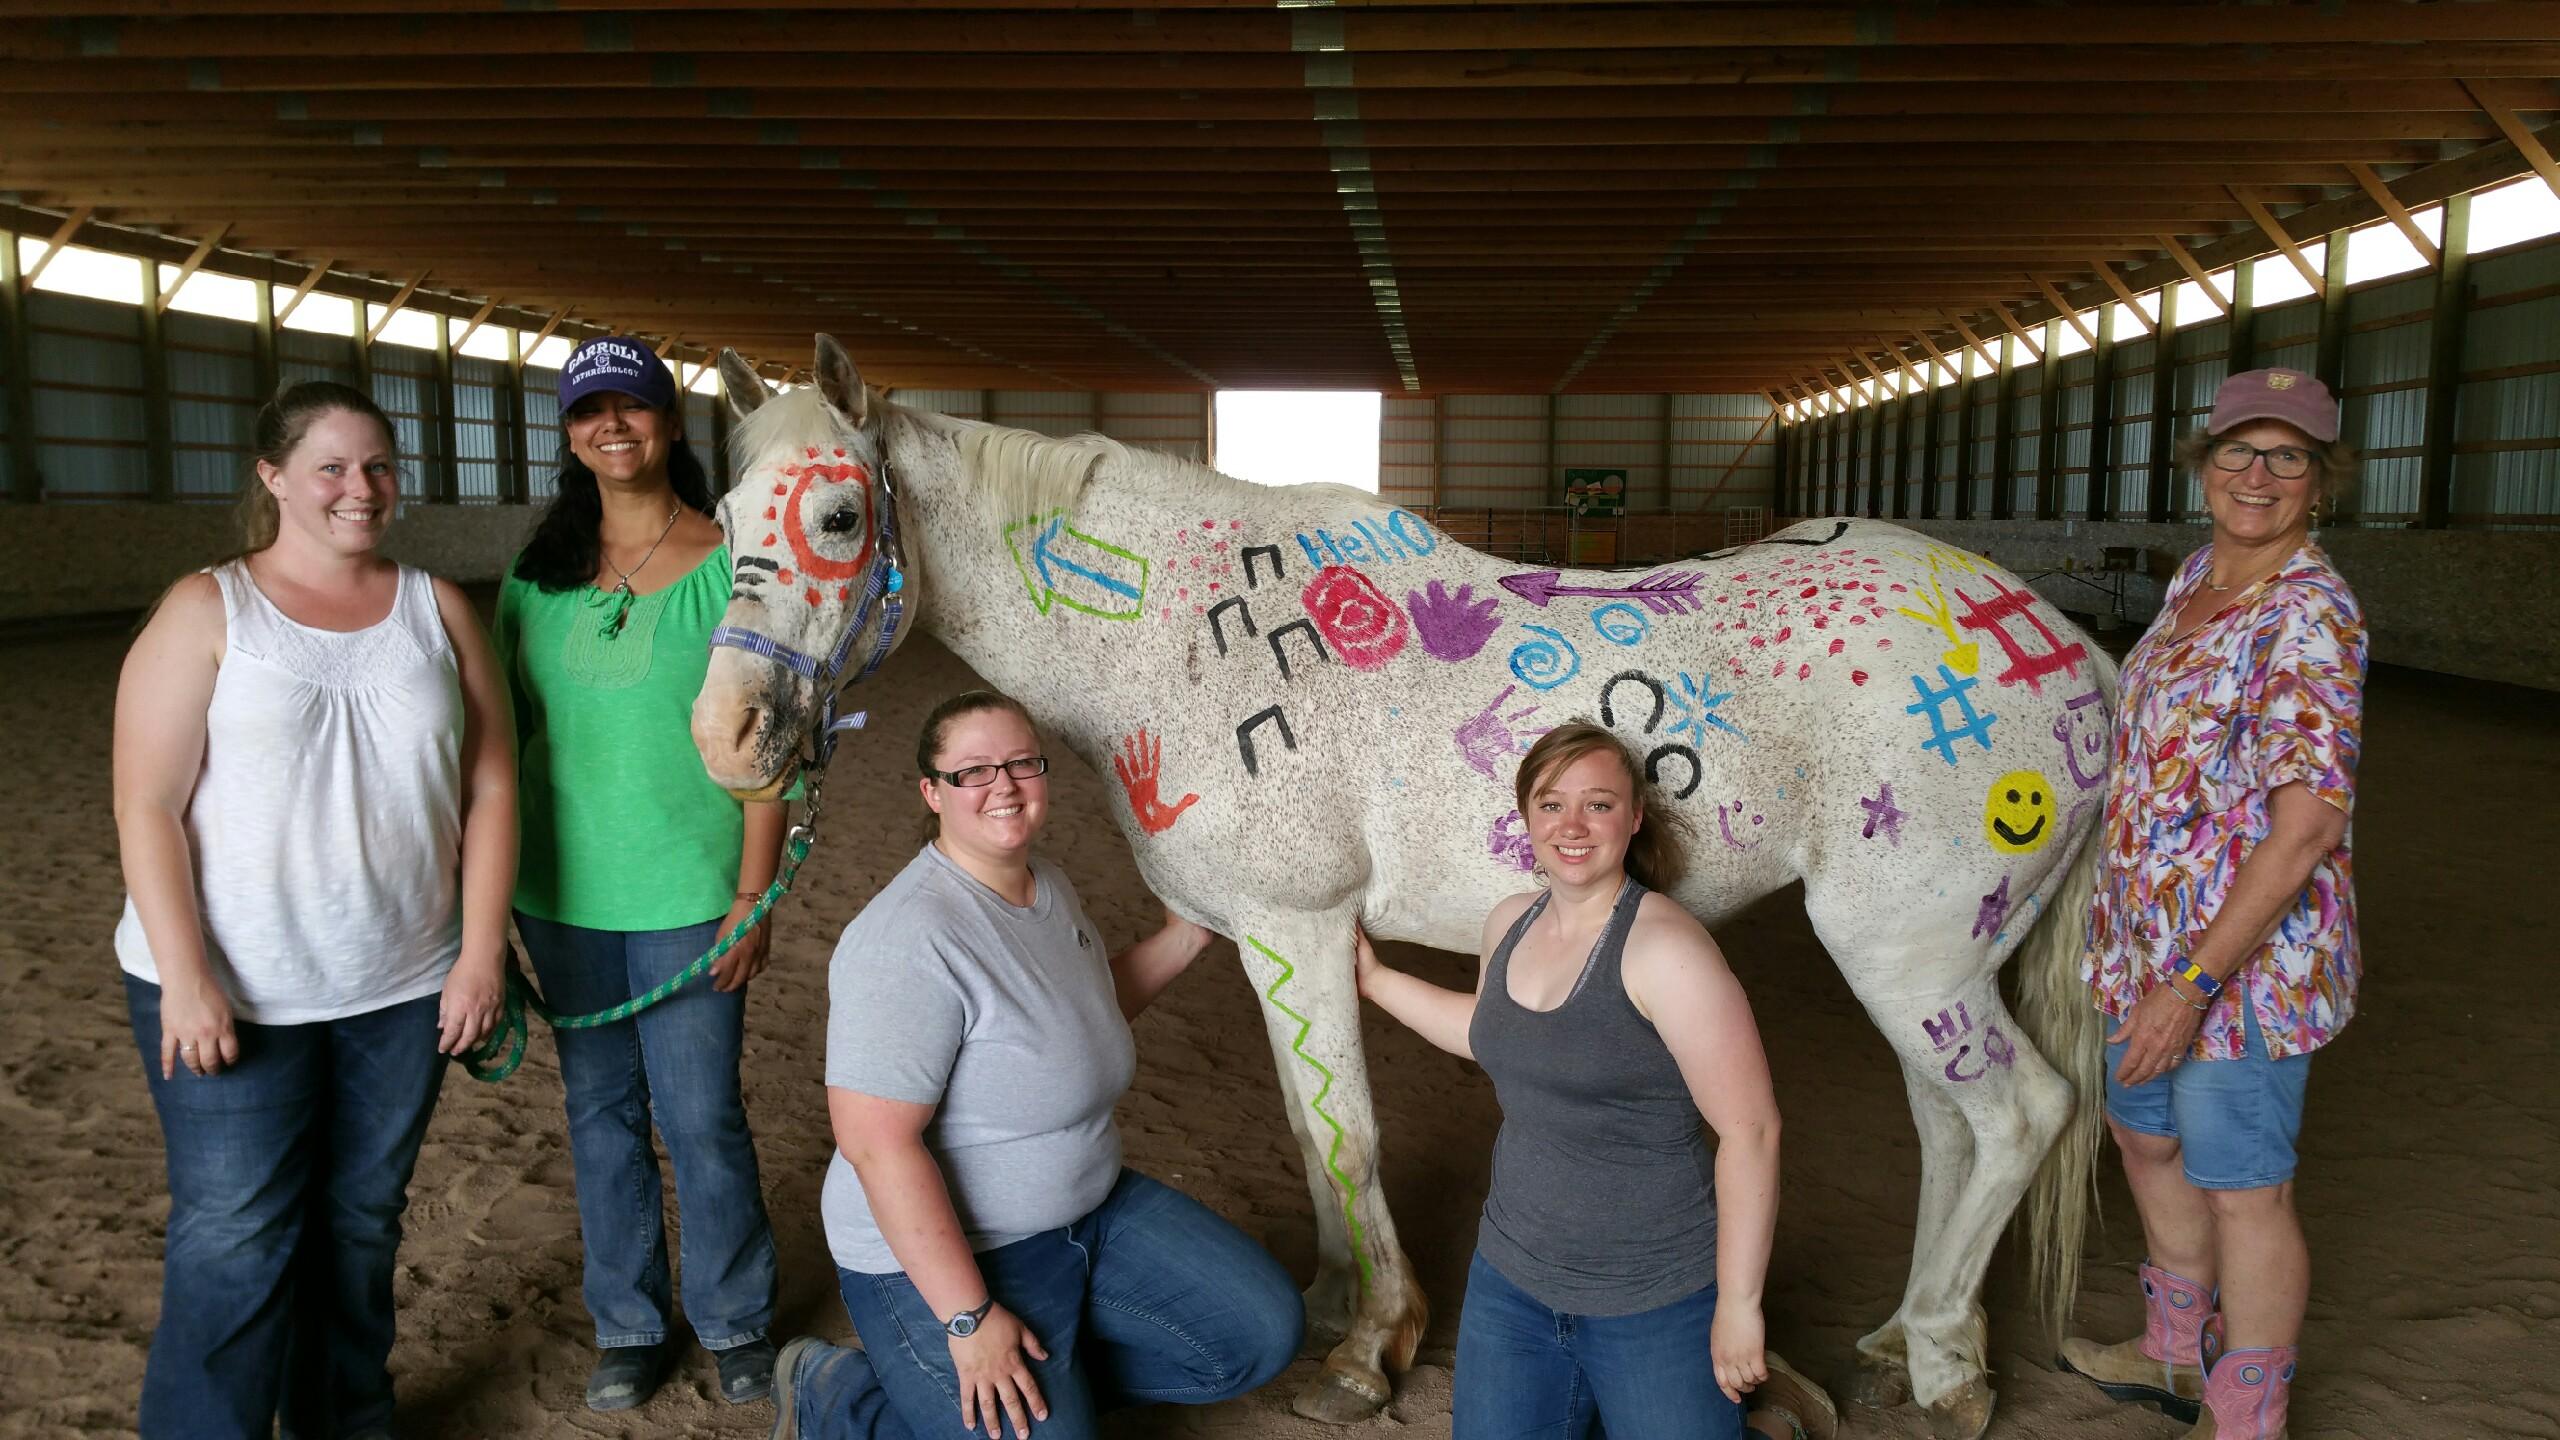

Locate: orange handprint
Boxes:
[1112,726,1200,836]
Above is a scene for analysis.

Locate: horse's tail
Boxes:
[2015,640,2118,1341]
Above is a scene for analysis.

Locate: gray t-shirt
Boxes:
[822,843,1135,1273]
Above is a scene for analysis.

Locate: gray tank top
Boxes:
[1469,879,1718,1316]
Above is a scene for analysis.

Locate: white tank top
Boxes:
[115,560,466,1023]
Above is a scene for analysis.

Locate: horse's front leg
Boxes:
[1234,913,1428,1425]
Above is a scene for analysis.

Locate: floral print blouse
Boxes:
[2082,542,2367,1061]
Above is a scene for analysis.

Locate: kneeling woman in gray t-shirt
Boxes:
[774,691,1302,1440]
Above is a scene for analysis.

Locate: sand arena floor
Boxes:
[2,627,2554,1439]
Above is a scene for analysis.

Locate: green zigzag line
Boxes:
[1245,935,1374,1296]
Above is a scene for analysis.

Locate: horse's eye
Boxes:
[820,506,863,535]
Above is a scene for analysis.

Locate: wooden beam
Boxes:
[2035,317,2064,519]
[362,271,429,345]
[1951,354,1977,520]
[2463,79,2560,199]
[1910,328,1957,386]
[2316,227,2351,392]
[430,303,460,503]
[451,297,500,354]
[275,256,335,324]
[2155,233,2233,311]
[2087,316,2119,521]
[1943,310,2001,369]
[2031,274,2100,347]
[526,307,572,356]
[137,257,174,501]
[1987,298,2045,359]
[2088,259,2157,334]
[2344,162,2440,263]
[2228,187,2327,292]
[18,204,92,292]
[654,334,679,360]
[2420,192,2473,530]
[1917,356,1943,519]
[2147,282,2180,522]
[154,223,232,313]
[1990,334,2019,520]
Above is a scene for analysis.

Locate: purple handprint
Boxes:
[1453,683,1548,781]
[1488,810,1538,872]
[1406,579,1503,661]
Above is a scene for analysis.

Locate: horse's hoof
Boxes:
[1851,1354,1912,1409]
[1924,1376,1996,1440]
[1291,1362,1392,1425]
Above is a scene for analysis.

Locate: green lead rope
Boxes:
[462,825,818,1083]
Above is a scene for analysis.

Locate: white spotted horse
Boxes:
[690,337,2117,1438]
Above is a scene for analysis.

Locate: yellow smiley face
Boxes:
[1983,770,2056,853]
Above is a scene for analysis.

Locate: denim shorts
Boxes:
[2104,997,2313,1191]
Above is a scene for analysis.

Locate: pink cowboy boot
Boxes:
[2056,1261,2211,1421]
[2187,1313,2295,1439]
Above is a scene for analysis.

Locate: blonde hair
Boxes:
[1512,722,1692,891]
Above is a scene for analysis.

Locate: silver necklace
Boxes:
[596,502,681,637]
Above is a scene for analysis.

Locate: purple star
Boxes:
[1972,875,2012,940]
[1858,782,1906,846]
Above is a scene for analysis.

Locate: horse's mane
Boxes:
[726,385,849,478]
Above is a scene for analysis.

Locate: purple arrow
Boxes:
[1498,568,1707,616]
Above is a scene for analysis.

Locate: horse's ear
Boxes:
[813,334,868,428]
[716,349,771,420]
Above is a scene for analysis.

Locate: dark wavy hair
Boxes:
[512,416,718,592]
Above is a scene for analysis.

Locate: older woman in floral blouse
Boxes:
[2060,368,2366,1440]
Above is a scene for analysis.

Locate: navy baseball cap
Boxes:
[558,336,678,412]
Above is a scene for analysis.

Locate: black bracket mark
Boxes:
[1599,669,1667,735]
[736,555,781,573]
[1703,519,1850,561]
[1236,704,1297,777]
[1207,595,1257,657]
[1646,743,1703,800]
[1266,618,1330,681]
[1242,544,1286,590]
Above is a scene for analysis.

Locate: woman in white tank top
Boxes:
[111,382,517,1439]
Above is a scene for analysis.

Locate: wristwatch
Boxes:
[944,1298,995,1339]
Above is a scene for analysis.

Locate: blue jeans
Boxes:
[126,975,447,1440]
[516,911,776,1350]
[2105,998,2315,1190]
[787,1170,1303,1439]
[1454,1250,1745,1440]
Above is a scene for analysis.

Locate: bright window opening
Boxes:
[366,304,438,351]
[2343,207,2443,285]
[1213,390,1380,492]
[158,265,258,321]
[17,240,145,304]
[2469,177,2560,255]
[452,317,513,361]
[2008,333,2044,370]
[525,334,575,371]
[2173,273,2234,319]
[2251,242,2327,306]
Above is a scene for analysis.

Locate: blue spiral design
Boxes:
[1591,601,1650,647]
[1508,624,1581,691]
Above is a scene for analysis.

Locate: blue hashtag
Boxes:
[1907,665,1998,765]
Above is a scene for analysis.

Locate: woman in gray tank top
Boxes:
[1357,723,1825,1439]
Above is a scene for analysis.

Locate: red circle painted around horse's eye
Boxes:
[782,464,873,581]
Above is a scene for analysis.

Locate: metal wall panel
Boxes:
[1380,395,1435,507]
[1669,393,1774,510]
[1440,394,1549,507]
[27,293,145,497]
[1099,393,1206,463]
[279,328,359,389]
[991,390,1095,437]
[889,388,987,418]
[523,387,561,500]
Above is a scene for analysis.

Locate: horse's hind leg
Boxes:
[1869,978,2072,1440]
[1235,917,1427,1425]
[1853,1057,1974,1411]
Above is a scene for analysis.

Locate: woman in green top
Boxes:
[492,337,782,1413]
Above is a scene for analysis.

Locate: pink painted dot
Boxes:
[1716,594,1730,604]
[1740,601,1757,611]
[1812,615,1829,629]
[1829,600,1845,611]
[1775,626,1792,643]
[1890,583,1909,593]
[1850,615,1868,625]
[1201,519,1215,529]
[1229,520,1242,529]
[1736,572,1752,582]
[1852,669,1870,686]
[1771,660,1786,677]
[1213,540,1229,552]
[1863,583,1879,593]
[1750,634,1767,649]
[771,483,786,496]
[1877,638,1894,649]
[1193,604,1205,614]
[832,448,846,458]
[1797,663,1812,680]
[1190,556,1203,569]
[1828,638,1846,655]
[804,446,820,459]
[1178,587,1189,599]
[804,586,821,606]
[1208,582,1220,592]
[1800,586,1819,598]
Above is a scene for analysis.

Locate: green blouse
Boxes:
[493,545,743,932]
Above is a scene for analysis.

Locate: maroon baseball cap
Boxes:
[2206,367,2340,444]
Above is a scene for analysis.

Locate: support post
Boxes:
[1,230,41,502]
[2315,227,2351,394]
[2228,259,2258,374]
[1992,335,2019,521]
[2148,282,2181,523]
[252,264,279,401]
[351,292,372,390]
[2036,319,2065,521]
[431,312,461,503]
[1889,378,1913,519]
[2419,192,2472,531]
[1918,369,1943,520]
[1952,359,1978,520]
[1657,393,1675,512]
[500,322,529,505]
[2087,314,2118,521]
[138,257,175,502]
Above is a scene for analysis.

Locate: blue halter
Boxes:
[707,455,907,770]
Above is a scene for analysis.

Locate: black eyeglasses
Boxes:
[927,756,1049,788]
[2210,440,2316,481]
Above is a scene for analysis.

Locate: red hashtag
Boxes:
[1954,576,2087,693]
